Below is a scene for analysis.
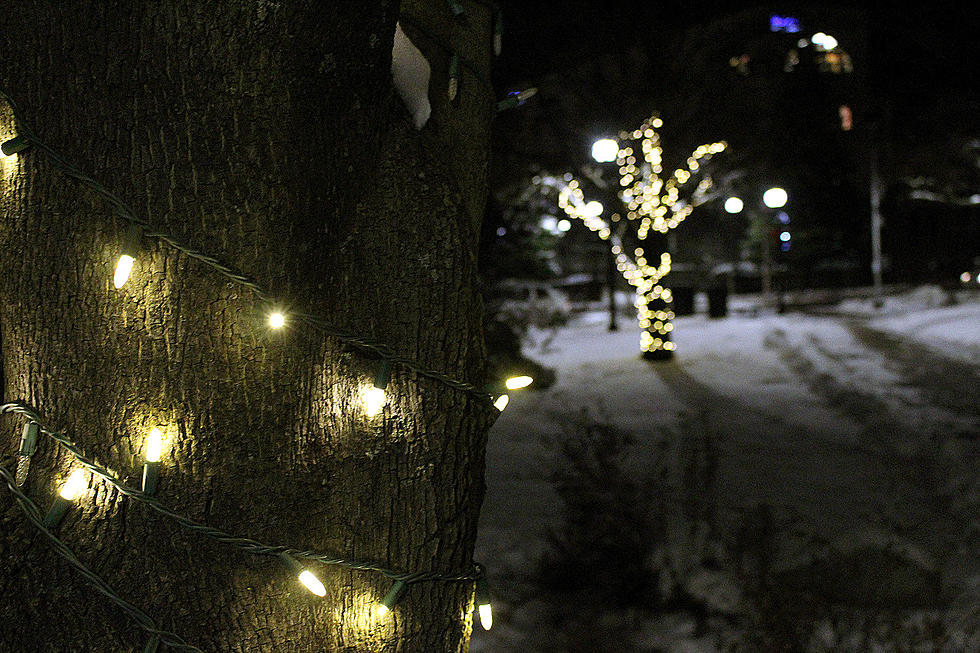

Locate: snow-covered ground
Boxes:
[472,286,979,652]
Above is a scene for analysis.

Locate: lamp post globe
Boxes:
[591,138,619,163]
[724,196,744,214]
[763,187,788,209]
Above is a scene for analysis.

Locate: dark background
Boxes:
[483,0,980,288]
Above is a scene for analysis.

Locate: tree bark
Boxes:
[0,2,493,651]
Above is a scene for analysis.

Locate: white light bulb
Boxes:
[493,395,509,411]
[724,197,744,214]
[269,312,286,329]
[145,427,163,463]
[763,187,788,208]
[298,570,326,597]
[59,469,87,500]
[363,386,386,417]
[113,254,135,289]
[504,375,533,390]
[591,138,619,163]
[376,604,390,617]
[479,602,493,630]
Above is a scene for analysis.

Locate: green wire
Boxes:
[0,85,496,409]
[0,459,203,652]
[0,402,483,585]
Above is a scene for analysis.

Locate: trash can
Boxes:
[707,286,728,318]
[672,286,695,316]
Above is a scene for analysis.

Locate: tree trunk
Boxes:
[0,2,494,651]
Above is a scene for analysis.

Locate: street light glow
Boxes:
[724,197,744,214]
[591,138,619,163]
[763,187,788,208]
[811,32,838,50]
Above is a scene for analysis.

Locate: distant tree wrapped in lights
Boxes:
[540,115,726,358]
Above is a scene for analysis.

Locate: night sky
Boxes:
[485,0,980,279]
[493,0,980,98]
[489,0,980,153]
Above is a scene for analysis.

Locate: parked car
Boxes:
[486,280,572,331]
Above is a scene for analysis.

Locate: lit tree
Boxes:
[538,115,726,358]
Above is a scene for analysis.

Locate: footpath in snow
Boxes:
[472,287,980,653]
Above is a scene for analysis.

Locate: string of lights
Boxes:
[0,86,505,407]
[400,13,494,92]
[398,12,536,113]
[544,115,727,356]
[1,397,494,647]
[0,5,524,647]
[2,401,483,581]
[0,458,204,652]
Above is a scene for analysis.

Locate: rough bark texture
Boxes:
[0,2,493,651]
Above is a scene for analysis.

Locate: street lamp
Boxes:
[726,187,788,307]
[724,196,744,214]
[591,138,619,163]
[590,138,621,331]
[760,187,788,305]
[763,187,788,209]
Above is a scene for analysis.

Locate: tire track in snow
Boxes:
[760,324,975,573]
[847,321,980,430]
[648,358,930,539]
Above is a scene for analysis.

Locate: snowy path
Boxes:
[473,291,980,652]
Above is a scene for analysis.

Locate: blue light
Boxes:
[777,211,790,224]
[770,15,801,33]
[779,231,791,242]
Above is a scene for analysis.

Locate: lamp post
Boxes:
[726,186,788,308]
[592,137,621,331]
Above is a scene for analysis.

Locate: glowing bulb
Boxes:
[504,375,533,390]
[145,427,163,462]
[363,386,385,417]
[280,552,326,597]
[142,427,162,495]
[378,580,408,616]
[583,201,603,218]
[479,602,493,630]
[113,224,142,289]
[724,197,744,214]
[113,254,135,289]
[493,395,509,411]
[268,312,286,329]
[45,468,88,528]
[763,187,788,208]
[59,469,87,500]
[475,573,493,630]
[363,360,392,417]
[298,570,327,597]
[591,138,619,163]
